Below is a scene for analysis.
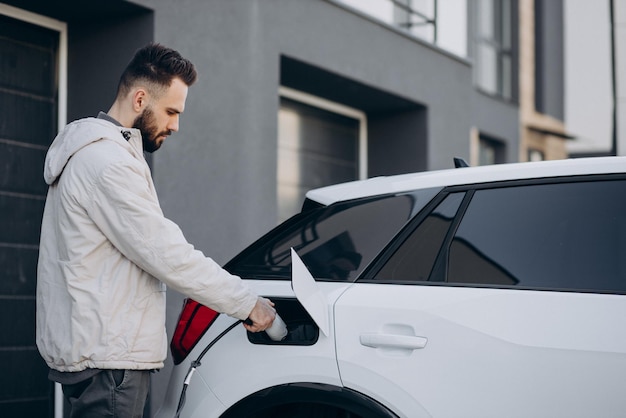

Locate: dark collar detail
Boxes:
[97,111,123,127]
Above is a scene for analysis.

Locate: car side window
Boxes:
[447,179,626,292]
[373,192,465,282]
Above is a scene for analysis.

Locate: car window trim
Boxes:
[428,190,474,282]
[352,279,626,296]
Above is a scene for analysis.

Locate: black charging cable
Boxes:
[174,319,244,418]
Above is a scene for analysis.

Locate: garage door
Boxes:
[0,11,61,417]
[277,90,366,222]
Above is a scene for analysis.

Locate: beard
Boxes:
[132,106,171,153]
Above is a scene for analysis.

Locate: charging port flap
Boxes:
[291,248,330,337]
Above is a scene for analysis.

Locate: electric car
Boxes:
[156,156,626,418]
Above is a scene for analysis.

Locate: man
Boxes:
[36,43,276,417]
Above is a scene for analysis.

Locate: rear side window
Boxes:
[373,178,626,293]
[447,179,626,292]
[374,192,464,281]
[225,188,440,282]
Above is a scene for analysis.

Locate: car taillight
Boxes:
[170,298,220,365]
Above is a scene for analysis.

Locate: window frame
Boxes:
[471,0,518,102]
[478,133,507,165]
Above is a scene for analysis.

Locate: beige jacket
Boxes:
[36,118,257,372]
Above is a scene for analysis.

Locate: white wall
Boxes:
[564,0,613,154]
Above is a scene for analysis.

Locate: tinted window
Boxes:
[225,188,440,282]
[448,179,626,292]
[374,193,464,281]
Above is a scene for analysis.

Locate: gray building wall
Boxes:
[472,90,521,162]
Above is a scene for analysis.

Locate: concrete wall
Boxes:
[67,13,154,121]
[471,90,521,162]
[564,0,613,154]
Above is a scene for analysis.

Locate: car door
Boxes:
[334,179,626,418]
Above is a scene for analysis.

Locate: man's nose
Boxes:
[168,115,180,132]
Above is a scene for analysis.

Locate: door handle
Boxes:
[360,333,428,350]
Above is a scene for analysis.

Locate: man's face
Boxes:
[133,78,188,153]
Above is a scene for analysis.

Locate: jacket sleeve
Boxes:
[85,159,258,320]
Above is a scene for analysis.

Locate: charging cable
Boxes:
[174,319,242,418]
[173,313,287,417]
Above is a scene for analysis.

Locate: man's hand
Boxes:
[243,297,276,332]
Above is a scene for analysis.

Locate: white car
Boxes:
[156,157,626,418]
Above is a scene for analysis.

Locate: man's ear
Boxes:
[132,88,147,112]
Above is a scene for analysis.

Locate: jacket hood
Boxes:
[44,118,136,185]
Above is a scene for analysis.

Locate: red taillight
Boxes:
[170,299,220,365]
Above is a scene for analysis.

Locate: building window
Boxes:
[478,134,506,165]
[534,0,564,120]
[277,87,367,222]
[393,0,436,42]
[336,0,467,57]
[528,149,544,161]
[472,0,516,101]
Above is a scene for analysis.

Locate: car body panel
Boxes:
[158,279,351,417]
[334,283,626,417]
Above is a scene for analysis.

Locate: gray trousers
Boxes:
[62,370,150,418]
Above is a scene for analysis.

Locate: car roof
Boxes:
[306,156,626,206]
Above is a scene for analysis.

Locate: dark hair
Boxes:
[117,43,197,98]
